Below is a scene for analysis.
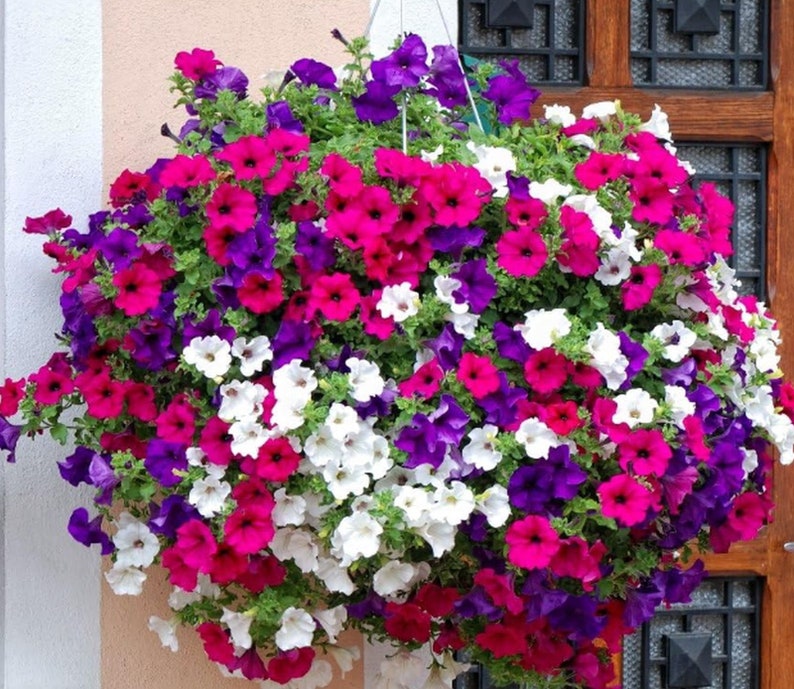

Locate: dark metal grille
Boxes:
[458,0,585,84]
[676,143,767,299]
[622,577,762,689]
[630,0,769,89]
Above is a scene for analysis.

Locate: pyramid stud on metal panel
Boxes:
[675,0,721,34]
[487,0,535,28]
[666,633,713,688]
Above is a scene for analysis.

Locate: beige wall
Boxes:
[101,2,369,686]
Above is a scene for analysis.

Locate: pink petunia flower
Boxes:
[598,474,655,526]
[308,272,361,321]
[215,135,276,181]
[523,348,569,395]
[237,270,285,314]
[224,503,275,555]
[159,154,217,189]
[621,264,662,311]
[112,262,163,316]
[505,514,561,569]
[617,429,672,477]
[205,183,258,232]
[496,227,548,278]
[457,352,501,399]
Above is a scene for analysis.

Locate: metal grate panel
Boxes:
[622,577,762,689]
[630,0,769,89]
[676,143,767,299]
[459,0,585,84]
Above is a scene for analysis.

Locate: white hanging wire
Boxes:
[363,0,484,149]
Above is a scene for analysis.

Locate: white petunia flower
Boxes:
[368,435,394,479]
[231,335,272,377]
[218,379,267,421]
[377,282,420,322]
[325,403,361,441]
[327,645,361,676]
[447,311,479,339]
[374,651,430,689]
[639,104,672,141]
[304,426,344,468]
[585,323,629,390]
[148,616,179,652]
[346,357,384,402]
[105,565,146,596]
[595,248,633,286]
[189,474,232,518]
[515,418,560,458]
[462,425,501,471]
[182,335,232,379]
[651,320,697,362]
[582,100,617,121]
[613,388,659,428]
[273,359,317,404]
[270,398,308,431]
[315,557,356,594]
[466,141,516,198]
[229,417,270,457]
[221,607,253,650]
[373,561,416,597]
[432,482,476,526]
[515,308,572,350]
[270,527,320,573]
[331,511,383,565]
[323,459,371,500]
[434,275,468,314]
[393,485,432,525]
[186,446,209,468]
[415,520,457,557]
[313,606,347,644]
[664,385,696,428]
[477,485,511,527]
[113,512,159,568]
[167,574,220,610]
[275,607,316,651]
[563,194,613,239]
[528,178,573,204]
[750,334,781,373]
[272,488,308,526]
[543,104,576,127]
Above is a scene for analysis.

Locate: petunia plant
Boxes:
[3,32,793,689]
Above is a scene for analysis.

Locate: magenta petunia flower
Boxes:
[457,352,501,399]
[112,262,163,316]
[205,183,258,232]
[216,135,276,181]
[496,226,548,277]
[308,272,361,321]
[505,514,561,569]
[598,474,656,526]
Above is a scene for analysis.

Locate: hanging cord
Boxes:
[364,0,483,148]
[432,0,484,132]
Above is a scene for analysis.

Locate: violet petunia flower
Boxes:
[195,66,249,100]
[623,579,664,627]
[183,309,236,345]
[68,507,114,555]
[618,331,649,388]
[351,81,401,124]
[454,587,503,620]
[289,58,338,90]
[271,320,316,368]
[0,417,22,463]
[266,101,304,133]
[98,227,142,269]
[547,594,604,641]
[452,259,497,313]
[127,321,177,371]
[148,494,201,539]
[58,446,98,485]
[347,590,386,619]
[295,220,336,270]
[493,322,531,363]
[395,415,446,469]
[426,323,464,371]
[427,44,468,108]
[652,560,706,605]
[144,440,188,487]
[482,60,541,126]
[426,225,485,258]
[89,453,119,505]
[371,34,429,88]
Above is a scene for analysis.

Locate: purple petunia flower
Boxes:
[431,394,470,446]
[455,587,503,620]
[183,309,236,345]
[98,227,142,269]
[148,495,200,539]
[144,440,187,487]
[89,454,119,505]
[426,323,464,371]
[521,571,569,619]
[266,101,304,133]
[624,579,664,627]
[427,45,468,108]
[478,373,527,427]
[371,34,429,88]
[271,320,316,368]
[227,220,277,279]
[58,446,98,485]
[295,220,336,270]
[351,81,401,124]
[452,259,497,313]
[482,60,541,126]
[508,446,586,514]
[426,225,485,258]
[289,58,338,90]
[346,590,386,619]
[195,66,249,100]
[68,507,114,555]
[493,322,531,363]
[395,414,446,469]
[652,559,706,605]
[128,321,177,371]
[0,417,22,463]
[663,357,697,386]
[547,594,605,641]
[618,331,649,388]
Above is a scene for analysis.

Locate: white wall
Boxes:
[1,1,103,687]
[369,0,458,56]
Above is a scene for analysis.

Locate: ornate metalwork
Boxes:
[487,0,536,28]
[623,577,761,689]
[459,0,584,84]
[675,0,721,34]
[631,0,769,89]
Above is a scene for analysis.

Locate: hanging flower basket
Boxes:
[3,32,793,689]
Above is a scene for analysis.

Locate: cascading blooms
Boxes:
[3,32,793,689]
